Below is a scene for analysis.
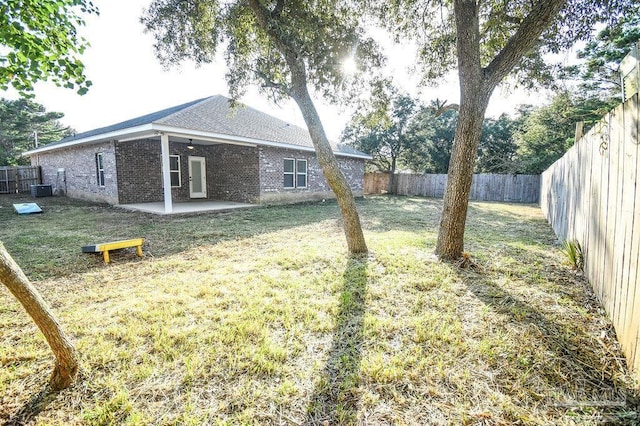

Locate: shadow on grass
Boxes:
[0,194,352,279]
[305,255,368,425]
[3,386,57,426]
[0,193,550,280]
[456,266,640,422]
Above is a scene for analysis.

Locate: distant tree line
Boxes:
[343,14,639,179]
[0,98,73,166]
[342,89,613,177]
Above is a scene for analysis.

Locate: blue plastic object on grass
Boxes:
[13,203,43,215]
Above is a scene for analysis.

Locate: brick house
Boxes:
[24,96,370,213]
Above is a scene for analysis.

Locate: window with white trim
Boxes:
[95,153,105,187]
[296,159,307,188]
[169,155,181,187]
[283,158,295,188]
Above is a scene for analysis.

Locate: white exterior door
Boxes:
[188,156,207,199]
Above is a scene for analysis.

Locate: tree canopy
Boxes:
[401,104,457,174]
[142,0,380,103]
[142,0,382,254]
[0,0,98,95]
[515,92,615,174]
[563,14,640,100]
[0,98,73,165]
[476,113,521,174]
[382,0,638,89]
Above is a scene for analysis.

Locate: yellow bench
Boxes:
[82,238,145,264]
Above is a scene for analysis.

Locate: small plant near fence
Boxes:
[561,239,584,271]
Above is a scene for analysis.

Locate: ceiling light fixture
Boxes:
[187,139,195,150]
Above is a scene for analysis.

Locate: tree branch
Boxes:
[272,0,285,18]
[483,0,567,89]
[255,68,290,94]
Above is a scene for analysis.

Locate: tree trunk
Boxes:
[0,243,79,390]
[435,0,566,260]
[289,77,368,254]
[247,0,368,255]
[388,156,397,194]
[436,0,491,260]
[435,90,490,259]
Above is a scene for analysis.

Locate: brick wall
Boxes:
[30,140,365,207]
[208,144,260,203]
[258,146,365,204]
[30,141,118,204]
[115,139,163,204]
[116,139,260,204]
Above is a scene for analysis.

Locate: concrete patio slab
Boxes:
[118,200,257,215]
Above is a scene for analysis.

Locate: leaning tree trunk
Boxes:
[0,243,79,390]
[292,90,368,254]
[289,76,368,254]
[247,0,368,254]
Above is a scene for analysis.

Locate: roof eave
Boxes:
[23,124,156,156]
[23,122,372,160]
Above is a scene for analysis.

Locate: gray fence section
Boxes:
[540,93,640,376]
[365,172,540,203]
[0,166,42,194]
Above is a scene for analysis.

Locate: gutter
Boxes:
[23,123,373,160]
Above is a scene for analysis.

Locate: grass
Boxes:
[0,194,638,425]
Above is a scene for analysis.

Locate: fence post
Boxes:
[14,167,19,194]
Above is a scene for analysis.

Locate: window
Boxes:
[283,158,308,189]
[95,153,105,187]
[296,159,307,188]
[283,158,295,188]
[169,155,181,187]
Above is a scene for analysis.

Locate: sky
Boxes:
[8,0,553,141]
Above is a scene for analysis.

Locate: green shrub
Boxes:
[561,239,584,271]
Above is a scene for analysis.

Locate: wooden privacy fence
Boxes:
[364,172,540,203]
[540,93,640,376]
[0,166,42,194]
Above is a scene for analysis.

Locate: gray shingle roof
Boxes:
[157,95,315,149]
[42,95,367,157]
[54,97,210,144]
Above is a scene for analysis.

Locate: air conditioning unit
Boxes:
[30,184,52,197]
[620,43,639,101]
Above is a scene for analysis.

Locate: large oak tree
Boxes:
[142,0,382,254]
[382,0,638,259]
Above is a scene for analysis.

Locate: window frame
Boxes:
[95,152,105,187]
[169,155,181,188]
[283,158,295,189]
[296,159,308,189]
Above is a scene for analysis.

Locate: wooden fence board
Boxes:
[0,166,41,194]
[583,131,595,280]
[602,108,622,326]
[597,124,608,303]
[541,93,640,379]
[632,95,640,372]
[613,106,628,333]
[619,98,639,360]
[364,173,540,203]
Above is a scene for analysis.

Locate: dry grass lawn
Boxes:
[0,194,638,425]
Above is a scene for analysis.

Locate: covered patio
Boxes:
[118,200,257,215]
